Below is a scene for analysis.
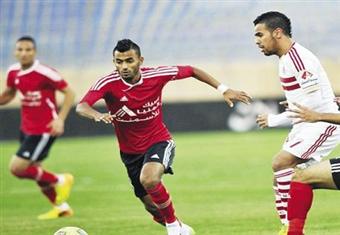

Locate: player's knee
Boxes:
[9,164,26,178]
[272,153,295,171]
[291,171,300,181]
[272,158,285,171]
[140,175,160,189]
[9,160,27,178]
[291,170,307,183]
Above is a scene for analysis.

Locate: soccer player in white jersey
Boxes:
[284,100,340,235]
[253,11,340,234]
[76,39,252,235]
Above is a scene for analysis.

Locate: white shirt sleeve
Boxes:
[267,112,292,127]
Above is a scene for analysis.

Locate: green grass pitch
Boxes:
[1,130,339,235]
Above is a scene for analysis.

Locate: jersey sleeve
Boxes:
[79,88,105,106]
[50,79,68,90]
[152,65,193,84]
[287,52,326,109]
[174,66,194,80]
[40,66,68,90]
[47,71,68,90]
[6,70,16,88]
[267,111,292,127]
[289,53,320,94]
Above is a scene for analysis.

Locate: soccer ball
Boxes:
[54,227,88,235]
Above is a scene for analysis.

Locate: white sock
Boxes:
[166,220,181,235]
[274,168,294,225]
[56,174,65,185]
[273,186,286,224]
[180,223,194,235]
[56,202,70,211]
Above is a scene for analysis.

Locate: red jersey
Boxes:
[80,66,194,154]
[6,60,68,135]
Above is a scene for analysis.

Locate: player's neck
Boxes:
[277,38,294,57]
[124,73,141,85]
[21,61,35,70]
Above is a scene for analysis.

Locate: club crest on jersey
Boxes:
[301,70,313,80]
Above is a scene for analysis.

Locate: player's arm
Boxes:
[76,89,113,124]
[256,112,292,128]
[57,86,75,121]
[48,86,75,136]
[288,102,340,124]
[0,87,16,105]
[191,67,252,107]
[76,102,113,124]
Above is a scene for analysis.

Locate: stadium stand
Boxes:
[1,1,340,68]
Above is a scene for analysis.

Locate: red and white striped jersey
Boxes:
[279,42,338,113]
[6,60,68,134]
[80,66,194,154]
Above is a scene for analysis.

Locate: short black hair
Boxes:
[253,11,292,37]
[113,39,141,57]
[17,35,36,48]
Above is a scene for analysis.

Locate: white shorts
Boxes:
[283,122,340,160]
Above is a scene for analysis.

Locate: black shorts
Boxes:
[120,140,176,198]
[330,158,340,190]
[16,131,56,162]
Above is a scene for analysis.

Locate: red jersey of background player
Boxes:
[6,60,68,134]
[80,65,193,154]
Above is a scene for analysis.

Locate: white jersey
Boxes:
[279,42,338,113]
[276,43,340,159]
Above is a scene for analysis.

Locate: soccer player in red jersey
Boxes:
[284,100,340,235]
[76,39,252,235]
[0,36,75,220]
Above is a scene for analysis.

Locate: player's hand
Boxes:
[94,112,114,124]
[47,118,65,136]
[223,89,252,108]
[279,100,288,108]
[335,97,340,105]
[287,102,320,123]
[256,114,269,128]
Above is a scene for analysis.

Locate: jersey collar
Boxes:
[280,42,296,60]
[120,70,144,90]
[17,60,39,76]
[287,42,296,53]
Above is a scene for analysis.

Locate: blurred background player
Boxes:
[253,11,340,234]
[285,100,340,235]
[0,36,75,220]
[76,39,252,235]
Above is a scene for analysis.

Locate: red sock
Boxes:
[13,165,58,184]
[153,215,165,225]
[146,182,176,224]
[288,219,305,235]
[287,181,313,235]
[37,181,57,204]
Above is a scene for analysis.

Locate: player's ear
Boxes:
[273,28,283,39]
[140,56,144,65]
